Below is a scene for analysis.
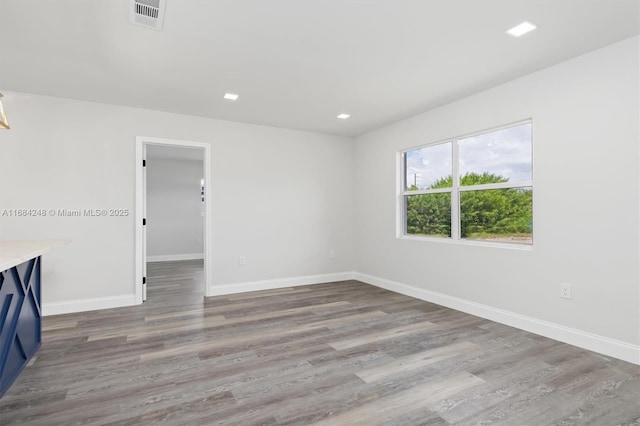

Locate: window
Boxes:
[401,121,533,245]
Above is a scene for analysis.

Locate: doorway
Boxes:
[135,137,212,304]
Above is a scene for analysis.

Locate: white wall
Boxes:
[146,155,204,261]
[354,36,639,360]
[0,95,355,310]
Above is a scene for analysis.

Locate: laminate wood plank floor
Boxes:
[2,260,639,425]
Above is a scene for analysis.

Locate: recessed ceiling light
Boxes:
[506,21,537,37]
[337,114,351,119]
[223,93,239,101]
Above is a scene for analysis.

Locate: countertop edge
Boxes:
[0,240,71,271]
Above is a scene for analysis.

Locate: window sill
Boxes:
[398,234,533,251]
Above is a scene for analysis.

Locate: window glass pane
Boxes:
[405,142,452,190]
[405,193,451,237]
[460,187,532,244]
[459,123,532,186]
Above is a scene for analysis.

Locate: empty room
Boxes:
[0,0,639,424]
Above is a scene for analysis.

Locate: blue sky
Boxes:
[406,123,532,189]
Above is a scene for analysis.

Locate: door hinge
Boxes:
[143,276,146,284]
[143,218,146,226]
[143,159,146,167]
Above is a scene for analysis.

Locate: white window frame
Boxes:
[398,120,533,249]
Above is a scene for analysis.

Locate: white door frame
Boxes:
[135,136,212,304]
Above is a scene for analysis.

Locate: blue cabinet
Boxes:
[0,256,42,397]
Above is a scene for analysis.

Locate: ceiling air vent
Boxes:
[130,0,166,30]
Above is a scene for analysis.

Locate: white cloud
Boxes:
[459,123,532,182]
[405,123,532,189]
[406,142,451,189]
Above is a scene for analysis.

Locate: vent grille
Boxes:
[136,2,159,19]
[130,0,166,30]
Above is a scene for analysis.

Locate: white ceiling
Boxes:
[1,0,638,137]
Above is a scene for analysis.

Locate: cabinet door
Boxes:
[0,257,42,397]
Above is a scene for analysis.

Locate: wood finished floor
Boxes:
[2,260,639,425]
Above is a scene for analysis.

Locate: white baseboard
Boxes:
[209,271,356,296]
[355,272,640,365]
[147,253,204,262]
[43,294,137,316]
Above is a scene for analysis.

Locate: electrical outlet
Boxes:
[238,256,246,266]
[560,283,571,299]
[329,249,336,259]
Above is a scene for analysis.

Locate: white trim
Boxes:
[209,272,356,296]
[396,151,405,238]
[399,234,533,251]
[458,181,533,192]
[135,140,144,304]
[355,272,640,365]
[43,295,136,316]
[135,136,213,303]
[404,187,452,195]
[147,253,204,262]
[451,139,460,240]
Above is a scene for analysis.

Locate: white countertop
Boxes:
[0,240,70,271]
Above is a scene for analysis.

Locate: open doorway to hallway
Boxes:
[135,137,212,305]
[145,145,205,302]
